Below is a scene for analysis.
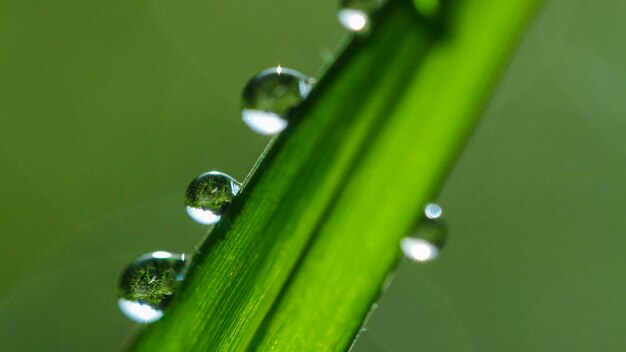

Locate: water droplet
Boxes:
[401,203,447,262]
[241,66,313,135]
[185,171,241,225]
[424,202,442,219]
[117,251,189,323]
[337,0,382,32]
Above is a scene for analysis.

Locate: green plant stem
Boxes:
[130,0,541,351]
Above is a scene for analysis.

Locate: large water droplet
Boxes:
[338,0,382,32]
[241,66,313,135]
[401,203,447,262]
[185,171,241,225]
[117,251,189,323]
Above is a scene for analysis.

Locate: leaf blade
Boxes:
[131,1,541,351]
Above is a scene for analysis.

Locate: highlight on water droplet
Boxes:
[185,171,241,225]
[117,251,189,323]
[241,66,313,135]
[338,9,368,31]
[337,0,382,32]
[401,203,447,262]
[401,237,439,262]
[424,203,442,219]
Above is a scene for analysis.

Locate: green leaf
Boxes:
[130,0,541,350]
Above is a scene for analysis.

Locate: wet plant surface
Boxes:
[2,0,626,351]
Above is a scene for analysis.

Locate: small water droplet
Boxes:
[241,66,313,135]
[401,203,447,262]
[185,171,241,225]
[337,0,382,32]
[424,202,442,219]
[117,251,189,323]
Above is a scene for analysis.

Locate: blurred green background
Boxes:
[1,0,625,351]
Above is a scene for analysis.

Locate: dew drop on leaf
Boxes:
[401,203,447,262]
[117,251,189,323]
[241,66,313,135]
[337,0,382,32]
[424,202,443,220]
[185,171,241,225]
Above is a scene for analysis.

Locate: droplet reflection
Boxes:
[338,9,368,32]
[337,0,382,32]
[185,171,241,225]
[424,203,442,219]
[241,66,313,135]
[401,238,439,262]
[241,110,288,135]
[401,203,447,263]
[118,299,164,324]
[117,251,189,323]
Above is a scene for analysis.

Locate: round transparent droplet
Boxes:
[117,251,189,323]
[401,203,447,262]
[338,0,382,32]
[185,171,241,225]
[424,202,443,219]
[241,66,313,135]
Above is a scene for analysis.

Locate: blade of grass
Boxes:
[249,1,542,349]
[131,0,541,351]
